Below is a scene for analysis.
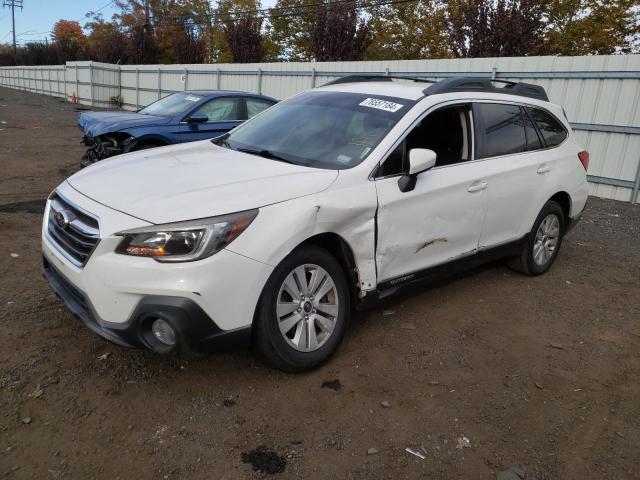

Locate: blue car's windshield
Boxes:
[222,91,410,170]
[139,92,205,116]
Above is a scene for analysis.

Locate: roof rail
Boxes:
[323,74,549,102]
[324,75,436,86]
[424,77,549,101]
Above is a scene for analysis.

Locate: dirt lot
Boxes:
[1,87,640,479]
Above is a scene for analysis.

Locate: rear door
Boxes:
[474,102,566,248]
[179,97,244,142]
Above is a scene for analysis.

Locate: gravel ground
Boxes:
[1,87,640,479]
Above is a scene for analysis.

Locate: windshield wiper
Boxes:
[236,147,293,164]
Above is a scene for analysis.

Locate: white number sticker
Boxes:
[359,98,404,113]
[185,95,202,102]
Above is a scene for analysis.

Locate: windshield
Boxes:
[139,92,204,116]
[222,91,410,169]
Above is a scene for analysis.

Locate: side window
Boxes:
[522,107,543,151]
[246,98,275,119]
[527,107,567,148]
[376,104,472,177]
[192,97,241,122]
[477,103,526,158]
[378,141,406,177]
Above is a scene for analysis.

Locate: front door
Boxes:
[374,103,488,285]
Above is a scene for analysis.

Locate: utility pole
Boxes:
[2,0,22,55]
[144,0,150,31]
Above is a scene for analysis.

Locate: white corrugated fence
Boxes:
[1,55,639,204]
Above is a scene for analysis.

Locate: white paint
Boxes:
[41,85,589,338]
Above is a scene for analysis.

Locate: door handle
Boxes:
[537,165,551,175]
[467,181,488,193]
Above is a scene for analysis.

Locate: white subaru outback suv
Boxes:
[42,76,589,371]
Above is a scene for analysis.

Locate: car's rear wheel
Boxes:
[254,246,350,372]
[509,200,565,276]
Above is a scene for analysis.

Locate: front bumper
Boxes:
[41,185,273,353]
[43,257,251,353]
[80,134,132,168]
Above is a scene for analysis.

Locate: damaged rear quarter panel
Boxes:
[226,174,379,294]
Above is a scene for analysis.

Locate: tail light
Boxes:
[578,150,589,171]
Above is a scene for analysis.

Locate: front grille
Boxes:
[47,193,100,267]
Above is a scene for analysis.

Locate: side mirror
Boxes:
[186,113,208,124]
[398,149,437,192]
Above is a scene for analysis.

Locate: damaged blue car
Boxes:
[78,91,277,167]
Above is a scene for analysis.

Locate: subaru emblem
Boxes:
[53,210,71,229]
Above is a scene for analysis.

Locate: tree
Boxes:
[51,19,87,61]
[366,0,452,60]
[222,14,265,62]
[541,0,639,55]
[213,0,272,62]
[269,0,316,61]
[85,18,130,63]
[445,0,545,57]
[310,1,371,61]
[113,0,158,63]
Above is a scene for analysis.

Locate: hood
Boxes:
[78,111,171,137]
[67,140,339,224]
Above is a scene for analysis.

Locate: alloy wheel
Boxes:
[533,213,560,266]
[276,264,339,352]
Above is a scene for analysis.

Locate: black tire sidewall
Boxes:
[257,246,350,371]
[526,201,565,275]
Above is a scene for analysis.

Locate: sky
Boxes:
[0,0,118,45]
[0,0,277,46]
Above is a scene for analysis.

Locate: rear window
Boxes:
[527,108,567,147]
[477,103,527,158]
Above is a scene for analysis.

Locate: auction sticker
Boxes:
[359,98,404,112]
[185,95,202,102]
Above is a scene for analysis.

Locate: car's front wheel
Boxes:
[509,200,565,275]
[254,246,350,372]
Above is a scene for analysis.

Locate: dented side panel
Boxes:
[226,177,379,294]
[374,166,489,283]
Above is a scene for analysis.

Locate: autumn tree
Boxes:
[213,0,276,62]
[113,0,158,63]
[367,0,452,60]
[51,19,87,61]
[445,0,545,58]
[222,14,265,62]
[269,0,317,60]
[310,1,371,61]
[85,17,130,63]
[541,0,639,55]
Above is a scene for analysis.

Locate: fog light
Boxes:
[151,318,177,346]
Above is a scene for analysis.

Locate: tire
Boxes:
[509,200,565,276]
[254,246,351,372]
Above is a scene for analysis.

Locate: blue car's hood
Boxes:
[78,111,171,137]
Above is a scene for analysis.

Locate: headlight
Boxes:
[115,209,258,262]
